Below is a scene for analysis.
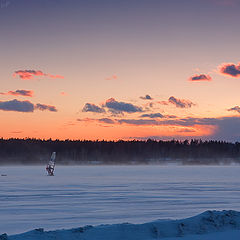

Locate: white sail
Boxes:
[46,152,56,176]
[49,152,56,166]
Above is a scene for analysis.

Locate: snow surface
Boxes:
[2,210,240,240]
[1,165,240,235]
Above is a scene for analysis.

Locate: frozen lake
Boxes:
[1,165,240,235]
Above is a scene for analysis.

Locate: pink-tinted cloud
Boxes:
[60,91,67,96]
[105,75,118,80]
[189,74,212,82]
[219,62,240,78]
[158,100,169,106]
[0,89,34,97]
[13,70,64,80]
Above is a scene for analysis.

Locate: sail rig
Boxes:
[46,152,56,176]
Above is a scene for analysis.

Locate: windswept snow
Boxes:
[3,210,240,240]
[1,166,240,235]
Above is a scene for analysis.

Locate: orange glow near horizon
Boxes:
[1,0,240,141]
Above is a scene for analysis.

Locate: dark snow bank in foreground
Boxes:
[2,210,240,240]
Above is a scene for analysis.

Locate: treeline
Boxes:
[0,138,240,165]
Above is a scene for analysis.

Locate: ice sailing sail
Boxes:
[46,152,56,176]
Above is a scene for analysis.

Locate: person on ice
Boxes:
[46,152,56,176]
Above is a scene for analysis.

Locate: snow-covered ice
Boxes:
[1,165,240,237]
[3,210,240,240]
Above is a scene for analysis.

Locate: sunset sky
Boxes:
[1,0,240,141]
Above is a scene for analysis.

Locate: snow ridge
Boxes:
[2,210,240,240]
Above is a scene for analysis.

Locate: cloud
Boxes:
[228,106,240,114]
[118,119,159,126]
[10,131,22,134]
[77,114,240,142]
[140,113,164,118]
[105,75,118,80]
[208,116,240,141]
[0,89,34,97]
[0,99,58,113]
[177,128,196,133]
[104,98,143,114]
[98,118,115,124]
[158,100,169,106]
[13,70,64,80]
[219,62,240,77]
[168,96,194,108]
[140,94,153,100]
[82,103,105,113]
[35,103,57,112]
[189,74,212,82]
[116,117,217,127]
[116,116,240,141]
[60,92,67,96]
[0,99,34,112]
[166,115,177,119]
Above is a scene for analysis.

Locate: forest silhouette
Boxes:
[0,138,240,165]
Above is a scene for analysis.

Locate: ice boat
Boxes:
[46,152,56,176]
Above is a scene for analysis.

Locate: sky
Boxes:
[1,0,240,141]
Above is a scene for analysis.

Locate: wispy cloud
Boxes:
[140,113,164,118]
[0,89,34,97]
[104,98,143,115]
[228,106,240,114]
[77,115,240,142]
[168,96,195,108]
[176,128,196,133]
[116,117,217,127]
[13,70,64,80]
[189,74,212,82]
[158,100,169,106]
[98,118,115,124]
[82,103,105,113]
[35,103,57,112]
[140,94,153,100]
[105,75,118,80]
[60,92,67,96]
[219,62,240,77]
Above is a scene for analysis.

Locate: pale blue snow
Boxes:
[1,165,240,236]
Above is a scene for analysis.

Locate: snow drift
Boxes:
[2,210,240,240]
